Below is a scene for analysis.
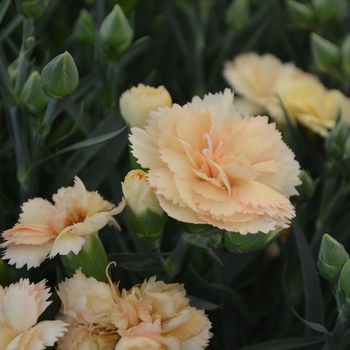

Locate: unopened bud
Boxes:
[225,0,250,31]
[99,5,133,60]
[74,9,95,45]
[312,0,347,22]
[318,234,349,283]
[311,32,340,72]
[296,170,318,201]
[122,170,167,243]
[17,0,50,18]
[41,51,79,98]
[224,228,282,253]
[325,119,349,159]
[287,0,316,29]
[20,71,48,114]
[8,58,19,84]
[120,84,172,129]
[338,260,350,312]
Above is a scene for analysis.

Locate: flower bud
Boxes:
[120,84,172,128]
[296,170,318,201]
[122,170,167,243]
[225,0,250,31]
[341,34,350,75]
[339,260,350,306]
[17,0,50,18]
[60,233,109,283]
[318,234,349,283]
[20,71,48,114]
[41,51,79,98]
[224,228,283,253]
[325,119,349,159]
[99,4,133,61]
[311,32,340,72]
[286,0,316,29]
[8,58,19,84]
[312,0,347,22]
[74,9,95,45]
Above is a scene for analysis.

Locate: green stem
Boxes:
[10,107,29,182]
[14,17,34,94]
[41,98,58,127]
[333,314,350,349]
[32,98,57,161]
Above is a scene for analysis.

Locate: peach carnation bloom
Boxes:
[57,270,212,350]
[267,75,350,137]
[130,89,301,234]
[0,278,67,350]
[57,269,124,350]
[223,52,303,116]
[1,176,125,269]
[120,84,172,129]
[116,276,212,350]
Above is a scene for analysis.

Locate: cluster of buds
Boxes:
[73,5,133,60]
[287,0,347,30]
[318,234,350,317]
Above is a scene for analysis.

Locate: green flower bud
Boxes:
[41,51,79,98]
[286,0,316,29]
[60,233,109,283]
[0,259,12,287]
[338,260,350,310]
[318,234,349,282]
[20,71,48,114]
[296,170,318,201]
[341,34,350,75]
[312,0,347,22]
[99,5,133,61]
[8,58,19,84]
[74,9,95,45]
[122,170,167,244]
[16,0,50,18]
[225,0,250,31]
[311,32,340,72]
[224,228,283,253]
[325,119,350,159]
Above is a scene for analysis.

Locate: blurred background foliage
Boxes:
[2,0,350,349]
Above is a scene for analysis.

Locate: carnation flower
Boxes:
[1,176,125,269]
[267,75,350,137]
[129,89,301,234]
[223,52,302,116]
[57,269,212,350]
[0,278,67,350]
[120,84,172,129]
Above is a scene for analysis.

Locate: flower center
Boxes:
[202,133,223,157]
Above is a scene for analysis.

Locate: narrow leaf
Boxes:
[293,218,325,335]
[0,0,11,25]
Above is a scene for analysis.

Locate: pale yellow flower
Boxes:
[1,176,125,269]
[223,52,302,116]
[0,278,67,350]
[130,89,301,234]
[268,75,350,137]
[122,170,163,217]
[120,84,172,128]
